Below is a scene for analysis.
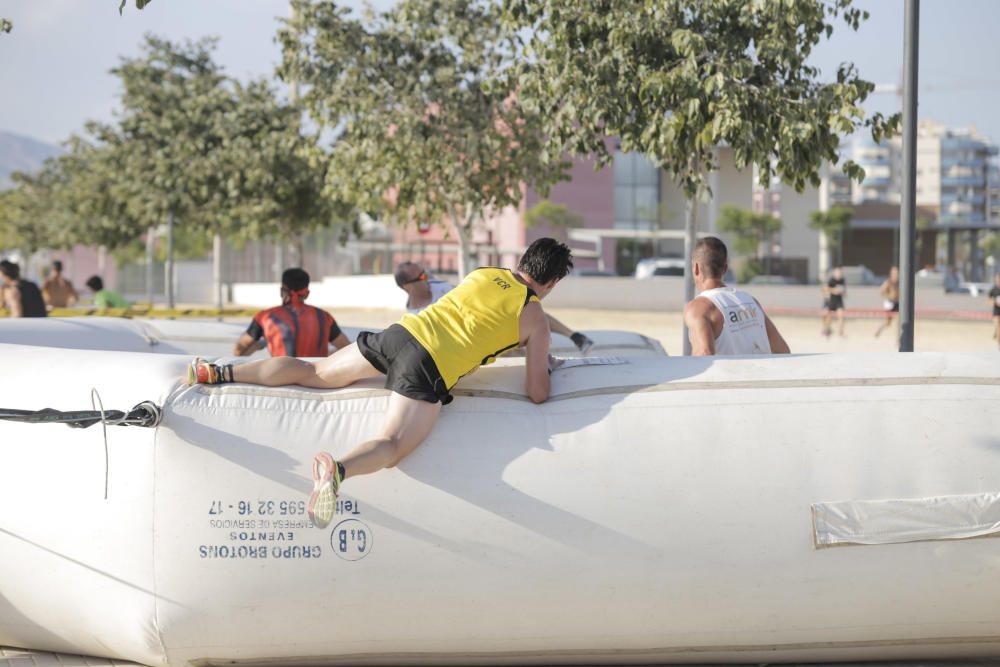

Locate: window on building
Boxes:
[614,151,660,230]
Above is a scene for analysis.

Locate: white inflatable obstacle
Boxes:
[1,343,999,666]
[0,317,665,360]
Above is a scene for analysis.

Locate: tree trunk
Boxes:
[165,212,176,309]
[212,232,224,311]
[449,204,478,278]
[682,194,698,356]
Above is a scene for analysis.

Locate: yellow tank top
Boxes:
[398,267,539,389]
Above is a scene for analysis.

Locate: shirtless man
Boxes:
[683,237,789,356]
[874,266,900,338]
[189,238,574,528]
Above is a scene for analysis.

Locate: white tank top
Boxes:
[697,287,772,355]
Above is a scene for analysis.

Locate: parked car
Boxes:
[635,257,685,279]
[747,274,800,285]
[634,257,736,283]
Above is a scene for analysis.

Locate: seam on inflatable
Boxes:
[186,632,1000,664]
[188,376,1000,405]
[150,399,169,664]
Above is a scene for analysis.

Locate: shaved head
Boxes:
[693,237,728,279]
[394,262,425,287]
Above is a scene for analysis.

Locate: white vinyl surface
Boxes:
[0,319,999,666]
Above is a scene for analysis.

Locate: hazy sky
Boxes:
[1,0,999,147]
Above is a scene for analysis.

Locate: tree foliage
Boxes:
[717,205,782,260]
[524,199,582,241]
[809,205,853,264]
[279,0,570,275]
[504,0,899,196]
[1,18,12,33]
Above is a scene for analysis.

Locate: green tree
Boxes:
[717,205,782,279]
[280,0,570,276]
[524,199,583,242]
[504,0,898,349]
[1,18,12,33]
[809,205,853,266]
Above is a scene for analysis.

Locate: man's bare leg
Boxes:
[994,316,999,348]
[837,308,846,337]
[307,392,441,528]
[232,343,381,389]
[341,392,442,479]
[821,311,832,337]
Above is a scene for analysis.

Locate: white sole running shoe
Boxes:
[308,452,341,529]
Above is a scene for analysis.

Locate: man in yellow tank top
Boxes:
[188,238,574,528]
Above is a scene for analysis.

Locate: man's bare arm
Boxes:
[233,333,262,356]
[763,314,790,354]
[9,285,23,318]
[521,302,551,403]
[683,299,716,356]
[331,332,350,350]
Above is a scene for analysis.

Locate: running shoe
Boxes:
[188,357,219,385]
[308,452,342,529]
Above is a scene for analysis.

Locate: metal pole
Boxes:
[213,233,223,310]
[166,212,176,309]
[898,0,919,352]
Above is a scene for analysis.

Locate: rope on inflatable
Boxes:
[0,399,162,429]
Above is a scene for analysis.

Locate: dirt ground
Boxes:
[332,306,1000,356]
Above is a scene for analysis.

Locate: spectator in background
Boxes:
[85,275,130,309]
[42,260,79,309]
[394,260,595,354]
[989,273,1000,350]
[233,267,349,357]
[874,266,900,339]
[0,260,47,318]
[821,266,847,338]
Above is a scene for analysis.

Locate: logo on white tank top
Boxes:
[700,287,771,355]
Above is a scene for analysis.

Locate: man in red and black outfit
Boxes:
[234,268,349,358]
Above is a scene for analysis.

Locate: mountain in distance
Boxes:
[0,130,63,189]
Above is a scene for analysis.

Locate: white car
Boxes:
[634,257,685,279]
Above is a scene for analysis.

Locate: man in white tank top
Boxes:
[683,237,790,356]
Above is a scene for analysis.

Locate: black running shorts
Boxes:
[356,324,452,405]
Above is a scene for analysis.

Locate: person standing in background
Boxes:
[1,260,47,318]
[989,273,1000,350]
[874,266,900,339]
[41,260,78,309]
[821,266,847,338]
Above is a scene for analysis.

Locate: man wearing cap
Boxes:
[233,267,350,357]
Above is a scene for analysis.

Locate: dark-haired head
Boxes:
[85,275,103,292]
[52,260,63,273]
[0,260,20,281]
[281,268,310,292]
[517,238,574,289]
[693,237,728,279]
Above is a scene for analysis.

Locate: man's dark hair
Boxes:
[0,260,19,281]
[693,236,728,279]
[52,260,63,273]
[281,268,310,291]
[517,238,574,285]
[85,275,103,291]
